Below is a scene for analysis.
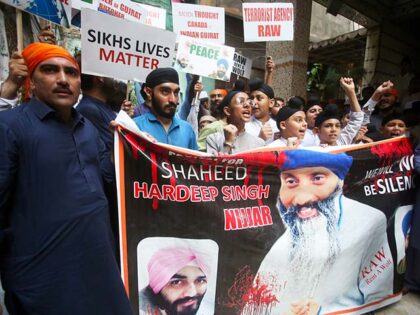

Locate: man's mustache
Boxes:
[173,295,200,307]
[53,87,72,94]
[282,202,323,220]
[164,102,178,108]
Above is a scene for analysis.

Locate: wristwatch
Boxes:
[223,141,235,149]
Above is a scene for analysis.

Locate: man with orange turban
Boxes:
[0,43,132,315]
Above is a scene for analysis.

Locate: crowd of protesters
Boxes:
[0,26,419,315]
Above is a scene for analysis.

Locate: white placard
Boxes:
[232,52,252,79]
[136,3,166,29]
[96,0,147,24]
[242,2,294,42]
[81,8,176,81]
[172,3,225,44]
[174,36,234,82]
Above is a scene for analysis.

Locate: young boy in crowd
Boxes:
[313,77,363,146]
[245,78,279,144]
[301,96,323,146]
[380,112,408,139]
[206,88,265,154]
[268,106,307,148]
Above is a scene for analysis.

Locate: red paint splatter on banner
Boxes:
[221,266,278,315]
[150,152,159,210]
[257,167,265,207]
[370,138,414,190]
[370,139,413,167]
[244,166,253,187]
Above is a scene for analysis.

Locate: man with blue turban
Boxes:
[209,59,229,81]
[248,150,393,315]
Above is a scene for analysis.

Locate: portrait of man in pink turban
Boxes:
[139,246,212,315]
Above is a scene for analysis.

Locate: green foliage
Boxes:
[307,63,365,101]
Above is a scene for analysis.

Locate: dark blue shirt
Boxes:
[0,98,132,315]
[133,112,198,150]
[76,95,117,150]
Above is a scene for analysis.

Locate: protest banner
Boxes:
[81,8,176,81]
[114,112,415,315]
[242,2,294,42]
[174,36,234,82]
[232,52,252,79]
[136,3,166,29]
[0,0,72,27]
[172,2,225,44]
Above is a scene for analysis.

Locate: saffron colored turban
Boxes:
[147,247,211,294]
[22,42,79,77]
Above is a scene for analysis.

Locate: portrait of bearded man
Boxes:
[246,150,394,315]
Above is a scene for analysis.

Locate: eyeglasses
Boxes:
[235,97,254,108]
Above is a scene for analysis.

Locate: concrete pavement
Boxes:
[373,292,420,315]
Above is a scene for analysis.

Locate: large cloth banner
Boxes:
[242,2,294,42]
[115,121,415,315]
[0,0,72,27]
[81,8,176,81]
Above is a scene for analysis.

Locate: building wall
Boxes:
[310,2,362,42]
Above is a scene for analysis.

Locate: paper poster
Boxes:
[175,36,234,82]
[242,2,294,42]
[136,3,166,29]
[172,2,225,44]
[81,8,176,81]
[96,0,147,24]
[232,52,252,79]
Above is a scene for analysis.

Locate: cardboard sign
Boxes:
[114,112,414,315]
[136,3,166,29]
[174,36,234,82]
[242,2,294,42]
[232,52,252,79]
[81,8,176,81]
[172,2,225,44]
[1,0,72,27]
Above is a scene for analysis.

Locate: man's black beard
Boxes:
[151,93,177,119]
[209,101,220,118]
[278,185,342,263]
[155,291,205,315]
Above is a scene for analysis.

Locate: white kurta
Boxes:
[245,117,279,144]
[252,195,393,314]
